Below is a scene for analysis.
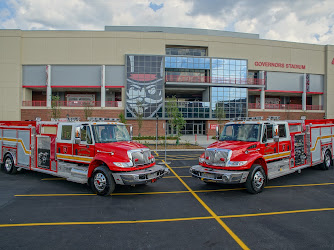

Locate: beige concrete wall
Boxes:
[0,30,21,120]
[325,45,334,118]
[0,29,331,121]
[20,30,326,75]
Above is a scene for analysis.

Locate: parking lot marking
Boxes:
[154,151,159,156]
[219,208,334,219]
[164,176,192,178]
[0,216,214,228]
[163,160,250,250]
[265,183,334,189]
[1,207,334,228]
[14,182,334,197]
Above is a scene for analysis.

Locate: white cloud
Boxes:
[0,0,333,45]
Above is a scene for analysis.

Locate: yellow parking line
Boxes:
[220,207,334,219]
[265,183,334,189]
[0,216,214,228]
[154,151,159,156]
[164,176,192,178]
[163,160,250,250]
[1,207,333,228]
[15,182,334,197]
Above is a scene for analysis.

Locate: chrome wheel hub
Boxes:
[5,158,12,172]
[94,173,107,192]
[252,171,264,190]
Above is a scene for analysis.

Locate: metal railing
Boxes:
[248,103,323,110]
[22,101,122,107]
[165,75,265,85]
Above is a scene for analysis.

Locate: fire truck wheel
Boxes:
[322,150,332,170]
[245,164,266,194]
[90,166,115,196]
[2,154,17,174]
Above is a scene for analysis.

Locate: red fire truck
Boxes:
[190,117,334,194]
[0,118,169,196]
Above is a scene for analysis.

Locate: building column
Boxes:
[259,71,265,109]
[46,65,52,108]
[302,73,307,111]
[101,65,106,108]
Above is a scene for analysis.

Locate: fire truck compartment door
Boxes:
[37,135,51,170]
[17,130,31,166]
[311,127,321,163]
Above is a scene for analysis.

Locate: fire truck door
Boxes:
[73,125,95,158]
[262,124,278,155]
[56,124,74,156]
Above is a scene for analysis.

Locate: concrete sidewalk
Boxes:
[179,135,216,148]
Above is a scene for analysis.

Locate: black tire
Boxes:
[245,164,266,194]
[321,150,332,170]
[2,154,17,174]
[90,166,115,196]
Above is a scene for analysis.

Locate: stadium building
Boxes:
[0,26,333,135]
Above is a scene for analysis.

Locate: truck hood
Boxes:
[95,141,148,154]
[208,140,259,158]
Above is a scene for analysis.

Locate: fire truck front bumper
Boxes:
[190,165,249,184]
[112,165,170,185]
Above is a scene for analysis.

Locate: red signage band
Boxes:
[254,61,306,69]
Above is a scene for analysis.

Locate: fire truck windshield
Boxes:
[92,124,131,143]
[220,124,262,142]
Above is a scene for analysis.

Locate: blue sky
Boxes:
[0,0,333,45]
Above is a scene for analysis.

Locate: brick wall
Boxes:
[21,108,167,136]
[21,109,124,122]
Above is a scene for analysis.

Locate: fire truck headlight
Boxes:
[226,161,247,167]
[113,162,134,168]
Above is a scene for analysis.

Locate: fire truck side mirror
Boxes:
[75,126,81,144]
[273,124,279,142]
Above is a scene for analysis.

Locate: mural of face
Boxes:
[126,55,164,118]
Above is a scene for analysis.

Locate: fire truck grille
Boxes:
[205,149,231,166]
[130,150,151,166]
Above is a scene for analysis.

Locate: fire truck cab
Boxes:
[0,118,169,196]
[190,117,334,194]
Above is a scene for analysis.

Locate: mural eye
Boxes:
[148,87,156,95]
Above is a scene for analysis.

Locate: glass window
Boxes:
[61,125,72,140]
[80,125,92,144]
[278,124,286,138]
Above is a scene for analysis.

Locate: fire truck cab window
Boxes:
[263,124,273,142]
[278,124,286,138]
[80,125,92,144]
[61,125,72,140]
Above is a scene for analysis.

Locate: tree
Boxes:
[215,102,226,125]
[118,112,127,124]
[165,96,185,145]
[51,95,61,120]
[83,101,94,121]
[136,100,144,137]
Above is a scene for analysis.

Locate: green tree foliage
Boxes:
[118,112,127,124]
[165,96,185,145]
[51,95,61,120]
[215,102,226,125]
[83,101,93,121]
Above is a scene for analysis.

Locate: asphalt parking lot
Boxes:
[1,150,334,249]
